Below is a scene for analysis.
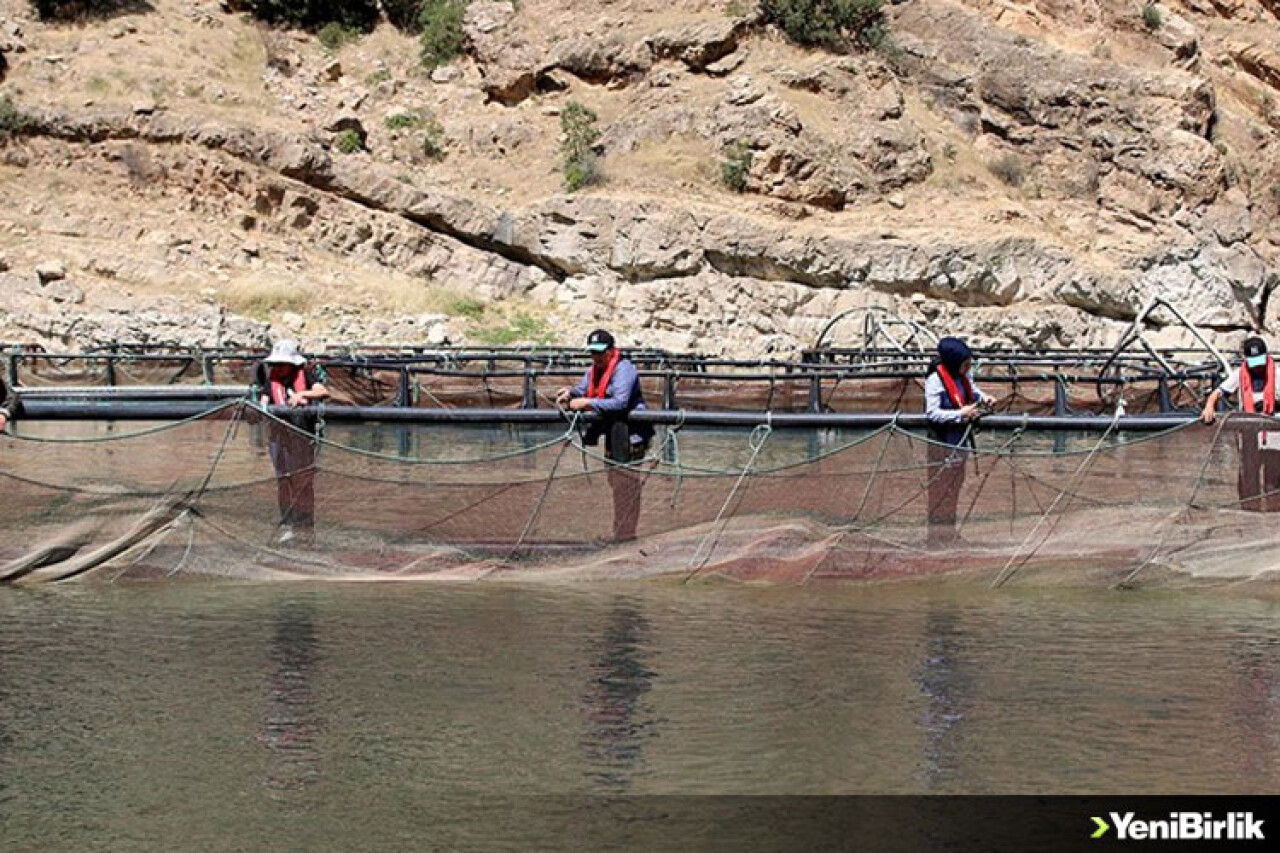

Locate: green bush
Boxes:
[721,142,753,192]
[419,0,467,69]
[1142,4,1163,31]
[334,128,364,153]
[0,95,32,140]
[384,111,423,130]
[473,312,552,345]
[421,116,447,160]
[760,0,887,50]
[560,101,602,192]
[318,21,359,50]
[988,153,1025,188]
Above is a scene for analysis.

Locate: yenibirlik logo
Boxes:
[1091,812,1265,841]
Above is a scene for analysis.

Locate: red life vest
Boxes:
[269,366,310,406]
[1239,358,1276,415]
[937,363,975,409]
[586,349,620,399]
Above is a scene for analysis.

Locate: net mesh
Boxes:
[3,403,1277,587]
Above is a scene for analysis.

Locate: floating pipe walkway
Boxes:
[12,400,1200,432]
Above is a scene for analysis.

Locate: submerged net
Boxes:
[3,402,1278,588]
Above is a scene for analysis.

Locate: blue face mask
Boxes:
[1246,354,1269,369]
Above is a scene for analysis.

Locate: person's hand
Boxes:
[568,397,593,412]
[1201,407,1217,425]
[0,414,7,433]
[959,403,980,421]
[555,387,572,407]
[286,391,306,408]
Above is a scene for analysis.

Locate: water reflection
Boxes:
[258,597,324,797]
[1230,630,1280,785]
[581,597,658,790]
[914,607,971,791]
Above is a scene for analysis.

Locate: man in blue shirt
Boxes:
[557,330,654,541]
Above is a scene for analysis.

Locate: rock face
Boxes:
[0,0,1277,357]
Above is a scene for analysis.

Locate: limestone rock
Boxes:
[45,280,84,305]
[646,17,746,72]
[36,261,66,283]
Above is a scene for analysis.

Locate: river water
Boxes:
[1,582,1277,849]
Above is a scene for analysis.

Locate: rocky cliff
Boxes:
[0,0,1277,355]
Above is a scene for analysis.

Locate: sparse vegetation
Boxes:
[384,110,447,160]
[988,152,1025,188]
[1142,3,1163,31]
[366,69,393,85]
[721,142,753,192]
[421,115,447,160]
[561,101,602,193]
[419,0,467,69]
[385,111,423,131]
[220,279,311,320]
[725,0,750,16]
[471,312,553,346]
[761,0,887,50]
[120,144,162,186]
[317,21,360,51]
[441,293,486,320]
[334,128,364,154]
[0,95,32,141]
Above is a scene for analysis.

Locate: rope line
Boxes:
[991,410,1123,588]
[683,423,774,583]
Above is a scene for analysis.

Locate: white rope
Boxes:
[683,422,773,583]
[991,409,1122,588]
[1116,413,1231,588]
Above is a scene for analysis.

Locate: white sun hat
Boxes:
[264,339,306,366]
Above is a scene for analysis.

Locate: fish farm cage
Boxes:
[3,340,1228,425]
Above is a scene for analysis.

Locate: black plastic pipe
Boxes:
[14,400,1201,431]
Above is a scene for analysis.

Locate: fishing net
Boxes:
[4,402,1279,588]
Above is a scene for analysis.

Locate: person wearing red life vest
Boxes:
[923,337,996,546]
[556,329,655,542]
[255,339,330,544]
[0,373,12,433]
[1201,336,1280,512]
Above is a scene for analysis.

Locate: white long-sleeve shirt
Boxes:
[924,371,985,424]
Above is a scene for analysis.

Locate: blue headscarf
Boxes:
[936,337,972,374]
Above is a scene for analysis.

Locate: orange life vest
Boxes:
[1240,358,1276,415]
[937,363,975,409]
[269,366,310,406]
[586,349,621,399]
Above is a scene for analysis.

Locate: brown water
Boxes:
[0,582,1277,850]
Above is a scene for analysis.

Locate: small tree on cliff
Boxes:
[760,0,887,50]
[419,0,468,69]
[561,101,602,192]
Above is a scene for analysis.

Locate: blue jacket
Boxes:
[571,357,655,447]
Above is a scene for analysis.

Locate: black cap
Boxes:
[1244,336,1267,358]
[586,329,615,352]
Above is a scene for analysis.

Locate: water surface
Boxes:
[1,583,1276,850]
